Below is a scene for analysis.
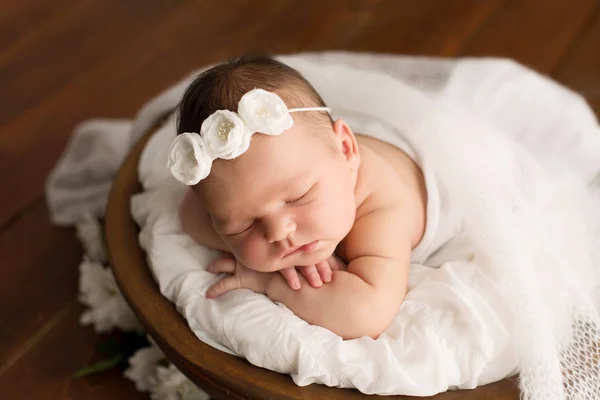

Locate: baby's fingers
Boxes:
[280,267,301,290]
[206,276,240,298]
[298,265,323,288]
[327,254,347,271]
[206,256,236,274]
[315,260,333,283]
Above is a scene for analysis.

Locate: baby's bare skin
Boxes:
[180,121,426,339]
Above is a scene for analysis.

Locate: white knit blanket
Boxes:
[47,52,600,399]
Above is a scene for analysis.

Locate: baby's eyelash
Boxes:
[226,222,254,236]
[288,192,308,204]
[288,183,315,204]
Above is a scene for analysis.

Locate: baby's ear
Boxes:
[332,119,360,170]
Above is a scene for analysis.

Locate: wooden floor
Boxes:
[1,1,599,398]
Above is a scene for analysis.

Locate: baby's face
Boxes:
[195,119,358,272]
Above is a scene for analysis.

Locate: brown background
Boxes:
[1,0,599,398]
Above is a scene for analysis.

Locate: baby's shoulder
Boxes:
[355,136,421,205]
[352,135,427,249]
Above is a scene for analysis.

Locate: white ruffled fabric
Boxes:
[46,52,600,399]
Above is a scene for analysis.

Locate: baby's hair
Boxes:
[177,53,333,135]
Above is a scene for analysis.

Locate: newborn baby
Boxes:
[172,54,427,340]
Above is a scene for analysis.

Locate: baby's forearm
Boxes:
[265,267,405,340]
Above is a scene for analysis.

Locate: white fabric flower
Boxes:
[75,213,107,263]
[238,88,293,135]
[78,258,143,332]
[148,364,210,400]
[124,344,166,392]
[168,133,212,185]
[201,109,252,159]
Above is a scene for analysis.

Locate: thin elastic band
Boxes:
[288,107,331,113]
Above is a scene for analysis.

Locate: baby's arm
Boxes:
[207,199,413,340]
[265,205,411,340]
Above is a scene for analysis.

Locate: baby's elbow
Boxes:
[340,317,390,341]
[341,302,396,340]
[361,313,393,340]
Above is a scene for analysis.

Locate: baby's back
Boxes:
[356,134,426,201]
[335,134,427,260]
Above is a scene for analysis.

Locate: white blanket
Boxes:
[46,52,600,399]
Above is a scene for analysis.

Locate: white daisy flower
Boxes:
[149,364,211,400]
[124,344,166,392]
[78,258,143,333]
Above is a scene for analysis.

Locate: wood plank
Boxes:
[458,0,598,73]
[0,0,180,127]
[0,200,82,365]
[0,0,73,51]
[553,7,600,112]
[0,303,148,400]
[212,0,381,55]
[340,0,501,56]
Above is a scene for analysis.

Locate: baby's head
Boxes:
[173,54,360,272]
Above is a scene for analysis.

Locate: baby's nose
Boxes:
[264,217,296,244]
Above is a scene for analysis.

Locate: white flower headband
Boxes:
[168,88,330,185]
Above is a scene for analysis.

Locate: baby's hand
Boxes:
[205,253,273,298]
[279,255,347,290]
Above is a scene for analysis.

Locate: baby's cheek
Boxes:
[236,235,269,271]
[313,198,353,238]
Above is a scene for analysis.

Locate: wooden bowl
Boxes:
[105,121,520,399]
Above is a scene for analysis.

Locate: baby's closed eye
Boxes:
[287,191,309,205]
[224,222,255,236]
[287,182,317,205]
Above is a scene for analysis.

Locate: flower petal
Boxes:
[124,345,165,392]
[201,110,250,160]
[167,133,212,185]
[148,364,210,400]
[238,88,293,135]
[78,258,142,333]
